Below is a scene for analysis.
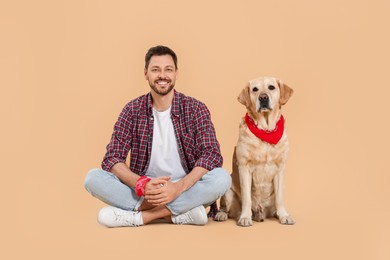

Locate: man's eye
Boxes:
[253,87,258,92]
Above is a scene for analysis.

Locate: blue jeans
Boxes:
[84,168,231,215]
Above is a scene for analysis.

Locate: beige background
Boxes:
[1,0,389,259]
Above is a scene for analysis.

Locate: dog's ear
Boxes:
[237,83,251,107]
[277,79,294,106]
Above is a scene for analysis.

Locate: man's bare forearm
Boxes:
[175,166,208,194]
[110,162,140,188]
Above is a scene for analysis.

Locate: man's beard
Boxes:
[149,82,175,96]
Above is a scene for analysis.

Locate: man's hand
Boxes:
[144,176,170,192]
[144,176,182,206]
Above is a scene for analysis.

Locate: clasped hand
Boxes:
[144,176,180,206]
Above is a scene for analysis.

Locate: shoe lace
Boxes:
[115,211,139,227]
[174,212,193,225]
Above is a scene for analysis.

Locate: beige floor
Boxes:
[10,202,390,260]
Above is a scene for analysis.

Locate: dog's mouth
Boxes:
[259,106,272,112]
[259,102,272,111]
[257,94,272,112]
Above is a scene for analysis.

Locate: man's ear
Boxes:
[175,68,179,80]
[277,79,294,106]
[237,82,251,108]
[144,68,148,79]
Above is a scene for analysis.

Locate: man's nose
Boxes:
[158,71,167,78]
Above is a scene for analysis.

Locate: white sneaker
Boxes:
[97,206,143,227]
[171,206,208,225]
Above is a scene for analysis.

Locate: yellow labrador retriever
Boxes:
[215,77,294,226]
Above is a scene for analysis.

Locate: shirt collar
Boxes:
[146,90,181,118]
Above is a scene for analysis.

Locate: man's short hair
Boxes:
[145,45,178,69]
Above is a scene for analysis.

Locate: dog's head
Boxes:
[238,77,293,113]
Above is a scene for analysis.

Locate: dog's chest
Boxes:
[252,143,281,164]
[238,136,287,167]
[242,142,284,185]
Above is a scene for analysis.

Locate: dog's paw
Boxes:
[278,215,295,225]
[237,217,253,227]
[214,211,228,222]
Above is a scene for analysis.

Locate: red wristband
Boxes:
[135,176,151,197]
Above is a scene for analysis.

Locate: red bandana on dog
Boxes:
[245,113,285,144]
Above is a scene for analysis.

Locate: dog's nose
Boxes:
[259,93,269,101]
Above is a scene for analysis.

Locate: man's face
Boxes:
[144,55,178,96]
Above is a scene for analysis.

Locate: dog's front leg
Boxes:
[273,171,295,225]
[238,165,253,227]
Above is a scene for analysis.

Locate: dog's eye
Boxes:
[252,87,258,92]
[268,85,275,90]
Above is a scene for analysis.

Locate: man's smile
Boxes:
[156,80,170,87]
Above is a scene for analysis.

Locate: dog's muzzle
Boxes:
[258,93,271,111]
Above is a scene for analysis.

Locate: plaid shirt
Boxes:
[102,90,223,175]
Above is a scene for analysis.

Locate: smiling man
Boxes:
[84,45,231,227]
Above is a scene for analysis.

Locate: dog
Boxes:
[215,77,295,226]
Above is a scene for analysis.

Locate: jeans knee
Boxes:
[84,168,101,193]
[220,169,232,193]
[210,168,232,195]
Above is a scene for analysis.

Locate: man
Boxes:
[84,45,231,227]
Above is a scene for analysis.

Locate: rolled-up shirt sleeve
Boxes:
[101,105,133,172]
[193,103,223,171]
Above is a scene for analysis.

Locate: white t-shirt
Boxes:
[145,106,186,182]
